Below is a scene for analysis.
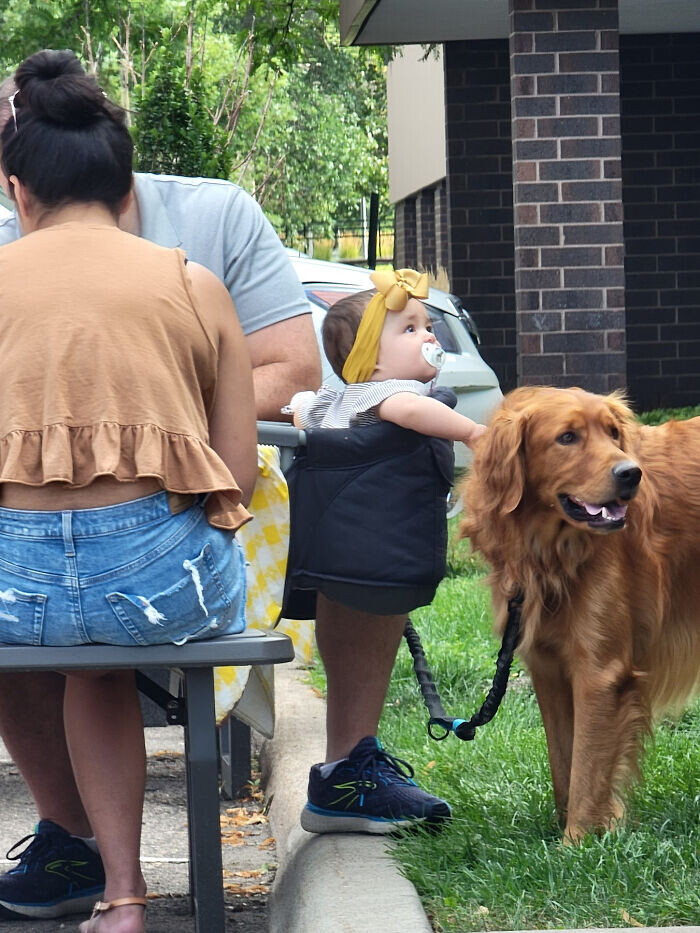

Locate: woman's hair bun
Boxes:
[15,49,107,128]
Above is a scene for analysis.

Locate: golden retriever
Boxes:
[460,386,700,842]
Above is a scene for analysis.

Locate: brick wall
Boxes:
[509,0,626,393]
[444,40,517,390]
[620,33,700,409]
[397,21,700,408]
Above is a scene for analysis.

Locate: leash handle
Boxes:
[403,591,523,742]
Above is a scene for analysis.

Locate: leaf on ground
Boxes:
[152,750,184,758]
[310,687,324,698]
[224,883,270,895]
[244,813,268,825]
[257,836,275,849]
[621,909,643,927]
[222,807,255,825]
[221,830,245,846]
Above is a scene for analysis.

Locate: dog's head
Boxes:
[461,386,642,544]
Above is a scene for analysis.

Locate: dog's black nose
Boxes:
[612,460,642,495]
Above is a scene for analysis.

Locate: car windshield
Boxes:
[304,285,460,354]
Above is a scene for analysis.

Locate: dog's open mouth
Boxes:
[558,494,628,530]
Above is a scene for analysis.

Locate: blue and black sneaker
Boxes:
[300,735,452,834]
[0,820,105,919]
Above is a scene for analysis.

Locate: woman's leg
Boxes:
[63,670,146,933]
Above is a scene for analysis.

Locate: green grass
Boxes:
[637,404,700,426]
[307,404,700,930]
[384,573,700,931]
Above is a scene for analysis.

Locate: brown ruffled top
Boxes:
[0,223,251,530]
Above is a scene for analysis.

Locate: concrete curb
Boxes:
[260,663,432,933]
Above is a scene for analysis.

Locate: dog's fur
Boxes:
[460,386,700,841]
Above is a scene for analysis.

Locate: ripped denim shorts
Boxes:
[0,491,246,647]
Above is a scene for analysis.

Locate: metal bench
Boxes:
[0,629,294,933]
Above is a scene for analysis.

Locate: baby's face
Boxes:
[373,298,441,382]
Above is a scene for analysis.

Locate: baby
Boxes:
[288,267,487,448]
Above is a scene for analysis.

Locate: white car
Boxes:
[288,250,502,469]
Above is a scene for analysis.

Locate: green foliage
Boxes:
[637,404,700,425]
[248,42,387,238]
[132,33,231,178]
[0,0,389,235]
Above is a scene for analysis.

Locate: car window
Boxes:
[304,286,460,354]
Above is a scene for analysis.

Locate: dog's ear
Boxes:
[605,391,638,450]
[473,406,527,515]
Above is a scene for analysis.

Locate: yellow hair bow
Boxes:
[341,268,430,384]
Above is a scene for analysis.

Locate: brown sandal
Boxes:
[90,897,148,918]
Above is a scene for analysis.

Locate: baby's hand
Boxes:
[465,423,488,450]
[280,391,316,416]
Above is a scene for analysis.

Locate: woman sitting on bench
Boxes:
[0,50,256,933]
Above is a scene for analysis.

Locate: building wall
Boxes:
[443,39,517,390]
[393,31,700,408]
[387,46,447,204]
[621,33,700,410]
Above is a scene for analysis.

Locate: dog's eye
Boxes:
[557,431,578,445]
[610,426,620,440]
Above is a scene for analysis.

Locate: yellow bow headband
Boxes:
[341,268,430,384]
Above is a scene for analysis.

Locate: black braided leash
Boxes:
[403,591,524,741]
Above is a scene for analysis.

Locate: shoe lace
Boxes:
[5,831,55,866]
[355,746,415,785]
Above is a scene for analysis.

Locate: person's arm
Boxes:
[246,314,321,420]
[377,392,487,450]
[187,262,258,505]
[215,188,321,419]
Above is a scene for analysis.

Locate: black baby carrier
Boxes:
[282,389,456,618]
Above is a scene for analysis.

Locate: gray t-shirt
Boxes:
[0,173,308,336]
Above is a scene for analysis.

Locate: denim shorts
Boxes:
[0,491,246,647]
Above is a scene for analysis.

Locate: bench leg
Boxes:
[183,666,225,933]
[219,717,252,799]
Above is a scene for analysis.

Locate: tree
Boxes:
[132,29,231,177]
[0,0,389,237]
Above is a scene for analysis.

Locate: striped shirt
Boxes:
[297,379,431,429]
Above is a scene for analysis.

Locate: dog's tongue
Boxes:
[582,500,627,520]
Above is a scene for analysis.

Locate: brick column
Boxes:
[434,181,449,271]
[394,197,417,268]
[509,0,626,392]
[416,188,436,272]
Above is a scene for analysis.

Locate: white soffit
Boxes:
[387,47,446,203]
[345,0,700,45]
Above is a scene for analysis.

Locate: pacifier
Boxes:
[421,342,445,371]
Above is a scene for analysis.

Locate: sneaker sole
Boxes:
[300,803,450,835]
[0,889,105,919]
